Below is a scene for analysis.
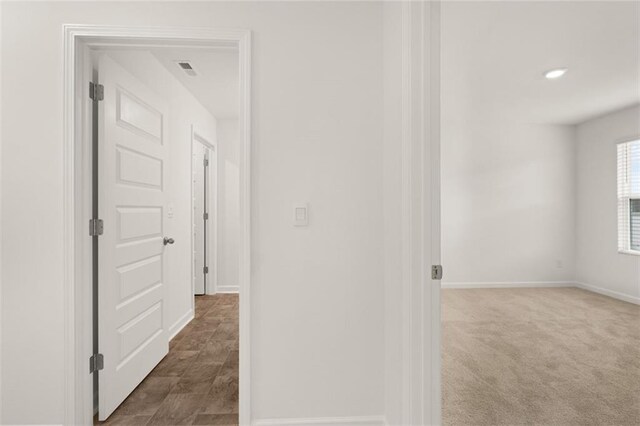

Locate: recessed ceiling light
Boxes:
[544,68,568,80]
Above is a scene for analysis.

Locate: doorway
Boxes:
[63,26,251,425]
[439,2,640,425]
[192,132,217,296]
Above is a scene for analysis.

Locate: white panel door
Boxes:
[98,54,170,420]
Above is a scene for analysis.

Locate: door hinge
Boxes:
[89,82,104,101]
[89,219,104,236]
[431,265,443,280]
[203,266,209,274]
[203,212,209,220]
[89,353,104,373]
[203,158,209,167]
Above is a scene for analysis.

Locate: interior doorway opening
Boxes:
[439,2,640,425]
[193,132,216,296]
[64,26,251,426]
[91,47,241,423]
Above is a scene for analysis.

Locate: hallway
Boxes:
[98,294,239,425]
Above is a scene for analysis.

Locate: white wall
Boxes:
[0,2,385,424]
[440,0,579,286]
[576,105,640,302]
[217,119,240,293]
[441,1,579,286]
[105,50,218,337]
[441,114,577,285]
[439,1,640,289]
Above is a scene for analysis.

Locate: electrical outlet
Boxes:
[293,203,309,226]
[555,260,563,269]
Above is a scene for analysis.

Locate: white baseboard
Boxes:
[441,280,640,305]
[168,309,194,341]
[441,281,575,289]
[253,416,386,426]
[215,285,239,294]
[575,282,640,305]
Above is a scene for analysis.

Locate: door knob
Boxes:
[163,237,175,246]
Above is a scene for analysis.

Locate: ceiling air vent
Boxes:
[175,60,197,77]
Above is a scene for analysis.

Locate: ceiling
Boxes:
[442,1,640,125]
[151,47,239,120]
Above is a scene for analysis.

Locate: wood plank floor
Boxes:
[97,294,239,426]
[443,287,640,425]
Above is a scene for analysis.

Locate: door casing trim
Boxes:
[191,127,219,296]
[399,2,442,425]
[62,25,252,425]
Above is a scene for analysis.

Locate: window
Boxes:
[631,199,640,251]
[617,139,640,253]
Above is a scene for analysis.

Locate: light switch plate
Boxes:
[293,203,309,226]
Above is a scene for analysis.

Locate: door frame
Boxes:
[191,128,218,296]
[400,2,441,425]
[62,25,252,425]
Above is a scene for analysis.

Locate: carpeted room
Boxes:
[440,1,640,424]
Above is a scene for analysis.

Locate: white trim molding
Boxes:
[191,126,219,297]
[441,281,640,306]
[0,4,3,422]
[442,281,575,289]
[400,1,442,425]
[618,249,640,257]
[253,416,387,426]
[216,285,240,294]
[575,282,640,305]
[168,310,194,341]
[63,24,251,426]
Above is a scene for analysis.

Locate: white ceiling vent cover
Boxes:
[175,60,197,76]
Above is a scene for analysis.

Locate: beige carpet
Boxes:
[443,287,640,426]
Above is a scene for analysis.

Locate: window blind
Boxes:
[617,140,640,252]
[631,199,640,251]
